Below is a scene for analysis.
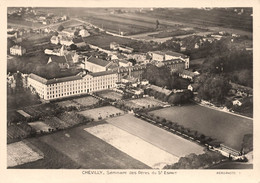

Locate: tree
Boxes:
[156,20,160,29]
[57,25,65,32]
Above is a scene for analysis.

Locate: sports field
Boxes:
[79,106,124,120]
[149,105,253,151]
[85,123,180,168]
[7,141,44,167]
[106,114,204,157]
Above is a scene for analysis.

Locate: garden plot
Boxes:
[79,106,124,121]
[56,100,81,108]
[123,97,165,109]
[85,123,179,169]
[7,141,43,167]
[96,90,123,101]
[73,96,99,107]
[28,121,52,132]
[44,117,70,129]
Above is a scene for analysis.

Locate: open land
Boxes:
[72,96,99,107]
[149,105,253,151]
[12,122,149,169]
[85,123,179,168]
[78,106,124,121]
[28,121,52,132]
[96,90,123,100]
[7,141,44,167]
[106,114,204,157]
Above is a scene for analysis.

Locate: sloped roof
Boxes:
[87,56,110,67]
[150,84,172,96]
[49,56,67,63]
[89,70,117,77]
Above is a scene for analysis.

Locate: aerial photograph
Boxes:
[7,7,253,169]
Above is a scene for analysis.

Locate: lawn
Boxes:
[149,105,253,151]
[120,97,165,109]
[56,100,81,108]
[78,106,124,121]
[72,96,99,107]
[7,141,44,168]
[106,114,204,157]
[96,90,123,101]
[12,122,149,169]
[85,123,179,168]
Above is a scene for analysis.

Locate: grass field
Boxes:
[149,105,253,151]
[72,96,99,107]
[7,141,44,167]
[83,33,135,49]
[107,114,204,157]
[12,122,149,169]
[79,106,124,121]
[85,123,179,168]
[96,90,123,101]
[56,100,81,108]
[120,97,165,109]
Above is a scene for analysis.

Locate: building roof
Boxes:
[150,84,172,96]
[11,45,24,50]
[179,70,200,77]
[28,73,48,84]
[88,70,117,77]
[87,56,110,67]
[165,51,188,58]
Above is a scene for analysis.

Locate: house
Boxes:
[232,99,242,106]
[118,45,134,53]
[50,36,59,44]
[47,56,69,69]
[72,37,86,47]
[60,36,73,46]
[229,82,253,97]
[156,59,185,73]
[44,45,65,56]
[110,42,120,50]
[187,83,200,92]
[85,56,117,73]
[149,84,172,96]
[150,50,190,69]
[10,45,26,56]
[178,70,200,80]
[60,28,76,37]
[141,80,149,85]
[79,29,90,37]
[118,60,133,67]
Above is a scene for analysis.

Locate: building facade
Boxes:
[27,70,118,100]
[10,45,26,56]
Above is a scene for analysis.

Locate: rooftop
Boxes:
[87,56,110,67]
[150,84,172,96]
[89,70,117,77]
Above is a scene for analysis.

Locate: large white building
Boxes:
[27,70,118,100]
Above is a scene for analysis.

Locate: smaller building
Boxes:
[79,29,90,37]
[50,36,60,45]
[72,37,87,48]
[10,45,26,56]
[232,99,242,106]
[178,70,200,80]
[110,42,120,50]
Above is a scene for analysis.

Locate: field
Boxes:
[72,96,99,107]
[79,106,124,121]
[107,114,204,157]
[83,33,135,50]
[7,141,44,167]
[96,90,123,101]
[23,103,58,117]
[7,123,35,144]
[149,105,253,151]
[12,123,149,169]
[43,117,70,129]
[85,123,180,168]
[56,100,81,108]
[120,97,165,109]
